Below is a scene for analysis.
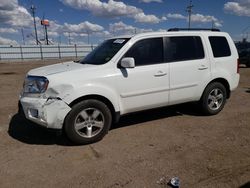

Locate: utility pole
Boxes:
[186,0,194,29]
[44,24,49,45]
[211,20,215,29]
[87,31,90,44]
[21,28,25,45]
[58,35,61,44]
[30,5,39,45]
[68,32,71,45]
[41,14,49,45]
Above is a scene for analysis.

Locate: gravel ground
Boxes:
[0,60,249,188]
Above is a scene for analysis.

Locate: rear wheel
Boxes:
[200,82,227,115]
[64,99,112,144]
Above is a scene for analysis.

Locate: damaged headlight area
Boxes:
[23,76,49,93]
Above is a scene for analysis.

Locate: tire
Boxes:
[200,82,227,115]
[64,99,112,144]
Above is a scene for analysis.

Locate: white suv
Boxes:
[19,29,240,144]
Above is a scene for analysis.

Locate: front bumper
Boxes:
[19,96,71,129]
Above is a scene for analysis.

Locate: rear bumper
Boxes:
[230,73,240,91]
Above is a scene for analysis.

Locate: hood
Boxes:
[28,61,94,76]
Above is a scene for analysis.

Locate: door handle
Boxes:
[198,65,208,70]
[154,71,167,77]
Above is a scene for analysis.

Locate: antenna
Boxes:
[186,0,194,29]
[30,4,39,45]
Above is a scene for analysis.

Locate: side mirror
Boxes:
[120,57,135,68]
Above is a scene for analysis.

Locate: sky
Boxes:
[0,0,250,45]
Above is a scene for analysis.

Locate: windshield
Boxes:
[80,38,130,65]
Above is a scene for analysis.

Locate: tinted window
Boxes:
[209,36,231,57]
[125,38,163,66]
[164,36,204,62]
[80,38,129,65]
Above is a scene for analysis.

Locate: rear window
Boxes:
[164,36,204,62]
[209,36,231,58]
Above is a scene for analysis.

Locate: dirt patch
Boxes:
[0,60,250,187]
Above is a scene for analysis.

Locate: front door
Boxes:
[115,37,170,114]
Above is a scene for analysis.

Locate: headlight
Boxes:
[23,76,49,93]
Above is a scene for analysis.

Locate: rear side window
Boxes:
[164,36,204,62]
[124,38,163,66]
[209,36,231,57]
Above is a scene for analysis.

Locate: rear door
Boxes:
[164,35,211,104]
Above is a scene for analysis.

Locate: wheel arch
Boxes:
[68,94,120,123]
[203,78,231,99]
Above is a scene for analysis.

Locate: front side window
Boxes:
[124,38,163,66]
[209,36,231,58]
[164,36,205,62]
[80,38,129,65]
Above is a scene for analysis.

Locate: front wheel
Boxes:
[64,99,112,144]
[200,82,227,115]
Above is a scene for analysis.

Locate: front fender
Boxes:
[61,83,120,112]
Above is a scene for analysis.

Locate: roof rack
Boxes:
[168,28,220,32]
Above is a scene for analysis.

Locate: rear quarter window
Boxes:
[209,36,231,58]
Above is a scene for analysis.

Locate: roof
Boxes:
[109,28,225,41]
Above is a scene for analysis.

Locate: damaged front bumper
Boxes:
[19,96,71,129]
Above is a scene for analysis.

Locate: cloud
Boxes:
[167,13,186,19]
[109,21,153,35]
[0,0,32,27]
[47,31,59,37]
[139,0,163,3]
[60,0,139,17]
[191,14,222,27]
[134,12,162,23]
[161,16,167,21]
[0,36,18,45]
[110,21,136,34]
[0,0,16,10]
[224,0,250,17]
[63,21,104,34]
[166,12,222,27]
[33,19,109,44]
[0,28,18,33]
[60,0,163,24]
